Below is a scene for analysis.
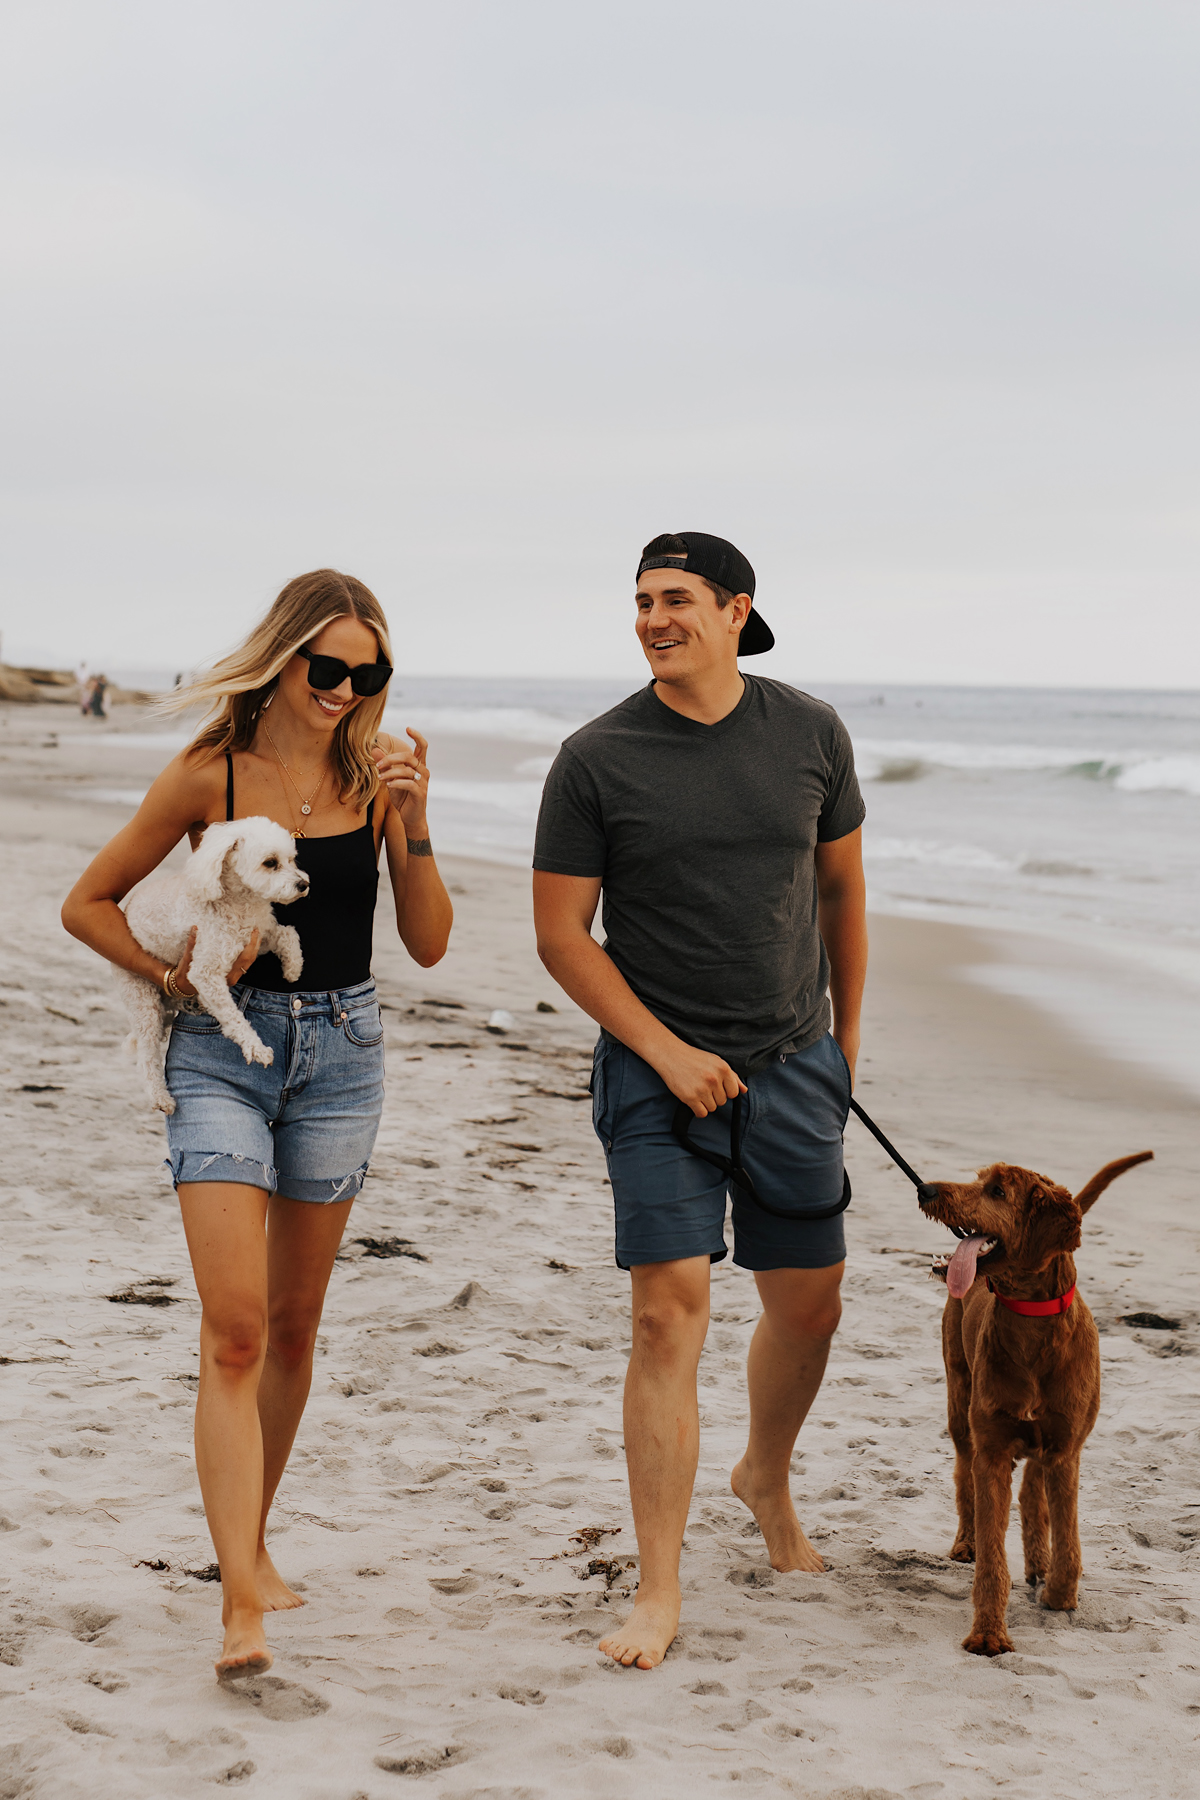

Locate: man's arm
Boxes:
[532,871,746,1118]
[815,826,868,1088]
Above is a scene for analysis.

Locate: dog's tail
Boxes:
[1075,1150,1153,1214]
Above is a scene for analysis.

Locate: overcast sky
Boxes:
[2,1,1197,687]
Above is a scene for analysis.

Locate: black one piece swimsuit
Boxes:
[225,753,381,992]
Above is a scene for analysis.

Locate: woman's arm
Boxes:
[61,751,225,985]
[372,732,453,968]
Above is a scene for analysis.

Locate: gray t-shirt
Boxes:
[533,676,865,1071]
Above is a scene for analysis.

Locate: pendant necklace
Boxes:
[263,722,325,839]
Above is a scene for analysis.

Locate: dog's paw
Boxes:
[1041,1586,1078,1612]
[962,1625,1013,1658]
[244,1041,274,1068]
[949,1540,975,1563]
[1024,1565,1045,1587]
[153,1095,177,1115]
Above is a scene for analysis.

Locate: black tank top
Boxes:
[226,754,380,992]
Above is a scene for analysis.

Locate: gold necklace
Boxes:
[263,722,326,838]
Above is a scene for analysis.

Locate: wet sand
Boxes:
[1,703,1198,1799]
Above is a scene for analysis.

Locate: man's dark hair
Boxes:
[640,534,735,608]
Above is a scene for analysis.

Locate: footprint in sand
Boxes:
[62,1711,115,1737]
[496,1682,545,1706]
[429,1575,478,1595]
[68,1606,118,1643]
[85,1671,128,1693]
[214,1763,257,1787]
[685,1627,746,1662]
[220,1676,329,1720]
[726,1566,776,1588]
[373,1744,467,1775]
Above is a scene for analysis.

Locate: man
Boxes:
[532,532,867,1670]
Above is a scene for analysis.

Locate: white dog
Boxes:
[116,817,309,1113]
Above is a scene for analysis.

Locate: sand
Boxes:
[1,704,1198,1800]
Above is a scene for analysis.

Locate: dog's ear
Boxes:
[1075,1151,1154,1215]
[1026,1176,1082,1256]
[187,823,242,903]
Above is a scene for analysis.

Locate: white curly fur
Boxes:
[115,817,309,1113]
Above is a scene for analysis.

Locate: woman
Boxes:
[62,569,452,1677]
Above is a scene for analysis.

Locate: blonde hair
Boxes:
[163,569,392,810]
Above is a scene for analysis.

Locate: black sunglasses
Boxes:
[296,644,393,697]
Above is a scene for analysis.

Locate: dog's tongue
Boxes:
[946,1235,990,1300]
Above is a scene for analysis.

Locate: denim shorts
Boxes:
[164,979,385,1204]
[592,1031,851,1271]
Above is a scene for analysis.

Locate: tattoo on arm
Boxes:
[406,837,433,857]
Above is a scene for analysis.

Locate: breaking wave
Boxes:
[382,704,585,746]
[854,738,1200,795]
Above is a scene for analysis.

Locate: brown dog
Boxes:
[918,1150,1153,1656]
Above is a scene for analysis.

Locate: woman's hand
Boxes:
[371,731,430,831]
[173,927,261,997]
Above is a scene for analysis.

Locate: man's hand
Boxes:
[654,1042,747,1119]
[174,926,261,997]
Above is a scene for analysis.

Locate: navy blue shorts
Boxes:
[592,1032,851,1271]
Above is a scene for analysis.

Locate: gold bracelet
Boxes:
[163,965,180,999]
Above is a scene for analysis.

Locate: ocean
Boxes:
[385,676,1200,1099]
[66,676,1200,1094]
[369,677,1199,942]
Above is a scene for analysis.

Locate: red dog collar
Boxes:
[987,1277,1076,1317]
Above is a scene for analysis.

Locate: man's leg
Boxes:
[598,1255,711,1670]
[731,1262,844,1572]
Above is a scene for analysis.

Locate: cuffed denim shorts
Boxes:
[163,979,385,1204]
[592,1031,851,1271]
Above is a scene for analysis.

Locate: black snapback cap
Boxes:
[636,531,775,656]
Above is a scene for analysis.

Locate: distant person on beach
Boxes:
[88,673,109,718]
[75,660,90,715]
[533,532,867,1670]
[63,570,453,1678]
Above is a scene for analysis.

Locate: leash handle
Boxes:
[847,1096,925,1189]
[671,1094,852,1222]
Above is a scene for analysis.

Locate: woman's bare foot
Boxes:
[256,1546,305,1612]
[597,1587,681,1670]
[215,1603,272,1678]
[731,1457,825,1573]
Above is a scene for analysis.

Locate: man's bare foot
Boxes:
[215,1604,272,1678]
[731,1457,825,1573]
[256,1546,305,1612]
[597,1588,681,1670]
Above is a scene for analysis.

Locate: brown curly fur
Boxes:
[919,1150,1152,1656]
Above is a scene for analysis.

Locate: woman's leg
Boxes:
[254,1194,356,1608]
[177,1181,271,1675]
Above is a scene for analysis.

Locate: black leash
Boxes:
[670,1089,927,1220]
[846,1096,925,1189]
[671,1095,852,1221]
